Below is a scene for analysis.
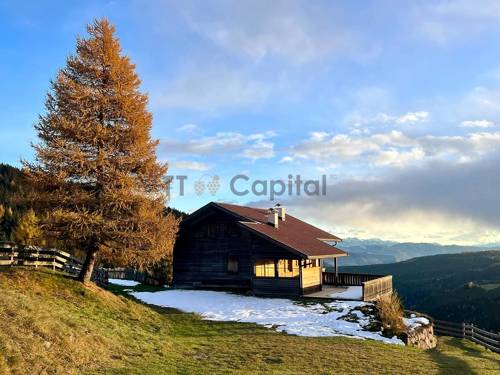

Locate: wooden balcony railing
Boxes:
[322,272,393,301]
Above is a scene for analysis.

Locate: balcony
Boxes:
[305,272,393,301]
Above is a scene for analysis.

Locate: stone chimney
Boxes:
[274,203,286,221]
[267,208,279,228]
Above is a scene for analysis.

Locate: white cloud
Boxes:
[151,66,272,111]
[279,156,294,163]
[351,111,429,127]
[183,0,378,65]
[460,120,494,128]
[285,130,500,168]
[413,0,500,44]
[162,131,276,162]
[177,124,201,133]
[281,154,500,244]
[395,111,429,124]
[457,87,500,118]
[370,147,426,167]
[242,139,275,162]
[169,161,210,171]
[422,86,500,132]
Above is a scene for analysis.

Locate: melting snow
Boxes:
[403,316,430,330]
[130,289,403,345]
[109,279,140,287]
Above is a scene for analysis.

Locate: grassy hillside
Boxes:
[342,251,500,331]
[0,268,499,374]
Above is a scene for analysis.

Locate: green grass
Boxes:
[0,268,499,374]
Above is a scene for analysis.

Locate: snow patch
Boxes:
[131,289,403,345]
[328,286,363,300]
[109,279,140,287]
[404,316,430,330]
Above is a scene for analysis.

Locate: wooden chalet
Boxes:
[173,202,349,296]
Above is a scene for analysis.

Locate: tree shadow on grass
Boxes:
[425,336,500,375]
[443,337,500,367]
[427,346,476,375]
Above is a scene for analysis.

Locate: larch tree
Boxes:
[24,19,179,284]
[12,209,42,246]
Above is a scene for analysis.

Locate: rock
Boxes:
[402,324,437,349]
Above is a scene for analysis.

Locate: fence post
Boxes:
[462,322,466,338]
[470,323,474,340]
[10,245,14,266]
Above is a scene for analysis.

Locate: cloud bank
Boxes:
[280,153,500,244]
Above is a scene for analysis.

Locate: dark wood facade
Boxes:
[173,205,324,296]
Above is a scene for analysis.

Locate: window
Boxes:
[227,256,238,273]
[254,259,275,277]
[303,259,319,268]
[277,259,299,278]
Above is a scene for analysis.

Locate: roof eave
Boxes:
[238,222,348,259]
[307,252,348,260]
[317,237,343,242]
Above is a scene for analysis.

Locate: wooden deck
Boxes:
[321,272,393,301]
[304,285,362,300]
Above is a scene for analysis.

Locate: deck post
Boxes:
[319,259,323,291]
[299,259,303,294]
[334,258,338,277]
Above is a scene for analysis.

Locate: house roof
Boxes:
[195,202,347,259]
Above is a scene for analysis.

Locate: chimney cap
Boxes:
[274,204,286,221]
[267,208,279,228]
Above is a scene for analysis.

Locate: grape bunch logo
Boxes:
[193,175,220,196]
[166,174,331,200]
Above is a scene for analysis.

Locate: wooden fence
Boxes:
[0,242,108,286]
[322,272,393,301]
[404,309,500,354]
[433,319,500,354]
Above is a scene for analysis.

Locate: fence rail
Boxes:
[433,320,500,353]
[0,242,108,286]
[322,272,393,301]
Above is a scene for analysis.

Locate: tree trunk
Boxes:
[78,243,99,284]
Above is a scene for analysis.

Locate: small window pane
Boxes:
[277,259,299,278]
[255,259,275,277]
[227,256,238,273]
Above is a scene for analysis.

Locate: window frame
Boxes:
[227,256,239,274]
[277,259,300,278]
[254,259,276,278]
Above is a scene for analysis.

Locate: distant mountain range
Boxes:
[332,238,497,266]
[339,251,500,331]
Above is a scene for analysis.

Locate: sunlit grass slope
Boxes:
[0,268,498,374]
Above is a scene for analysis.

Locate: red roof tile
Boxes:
[214,202,347,258]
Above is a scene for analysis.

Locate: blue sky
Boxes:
[2,0,500,244]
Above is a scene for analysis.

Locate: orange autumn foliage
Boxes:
[24,19,179,283]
